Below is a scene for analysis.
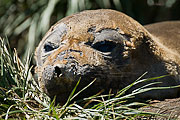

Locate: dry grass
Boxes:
[1,37,176,119]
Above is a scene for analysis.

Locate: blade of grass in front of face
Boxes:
[70,79,96,101]
[132,82,162,93]
[116,74,170,98]
[116,74,171,98]
[63,79,81,107]
[116,72,148,98]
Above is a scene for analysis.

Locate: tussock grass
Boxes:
[0,37,174,119]
[0,0,123,59]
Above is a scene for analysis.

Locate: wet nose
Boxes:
[54,66,62,77]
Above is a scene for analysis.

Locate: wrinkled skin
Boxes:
[35,9,180,103]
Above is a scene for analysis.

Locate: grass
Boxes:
[0,0,123,59]
[0,0,178,60]
[0,37,177,119]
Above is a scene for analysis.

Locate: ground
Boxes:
[140,97,180,119]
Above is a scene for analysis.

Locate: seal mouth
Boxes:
[42,61,95,92]
[42,64,75,97]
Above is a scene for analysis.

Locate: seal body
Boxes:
[35,9,180,103]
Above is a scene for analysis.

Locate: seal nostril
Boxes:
[54,66,62,77]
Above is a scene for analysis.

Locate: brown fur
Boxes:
[145,21,180,59]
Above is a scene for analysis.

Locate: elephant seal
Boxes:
[35,9,180,103]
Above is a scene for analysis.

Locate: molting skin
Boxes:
[35,9,180,103]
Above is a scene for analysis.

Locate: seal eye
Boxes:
[44,43,58,52]
[92,41,116,52]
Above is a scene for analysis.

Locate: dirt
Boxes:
[139,97,180,119]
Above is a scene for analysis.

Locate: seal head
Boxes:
[35,9,180,103]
